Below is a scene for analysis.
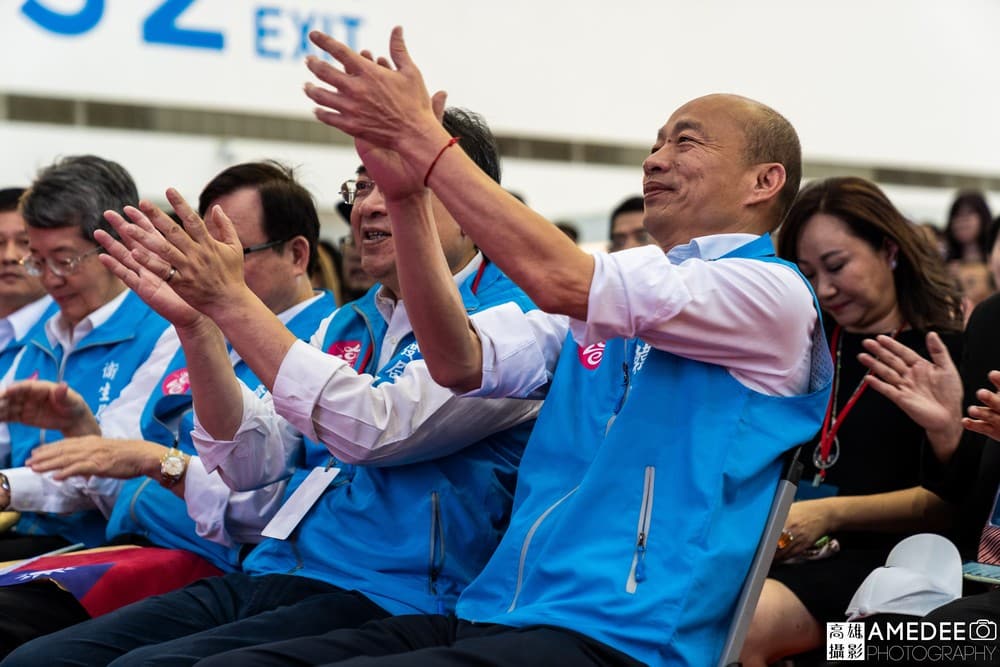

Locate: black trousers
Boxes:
[195,614,644,667]
[0,533,71,561]
[0,580,89,657]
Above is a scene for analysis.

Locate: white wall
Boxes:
[3,1,999,240]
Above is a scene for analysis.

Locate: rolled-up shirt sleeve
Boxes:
[5,466,121,517]
[191,383,301,492]
[271,340,540,467]
[570,245,816,396]
[465,304,568,399]
[183,456,283,546]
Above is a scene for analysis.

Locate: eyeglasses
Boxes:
[339,179,377,206]
[242,239,289,256]
[19,245,103,278]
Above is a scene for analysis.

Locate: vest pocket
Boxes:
[626,465,655,593]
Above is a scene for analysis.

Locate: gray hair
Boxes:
[20,155,138,242]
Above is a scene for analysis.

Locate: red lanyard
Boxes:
[815,324,904,481]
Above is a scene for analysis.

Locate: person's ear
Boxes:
[746,163,786,207]
[289,236,311,273]
[884,240,899,270]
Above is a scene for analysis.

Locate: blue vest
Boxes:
[457,236,833,667]
[243,261,537,616]
[10,291,171,546]
[105,292,336,572]
[0,299,59,387]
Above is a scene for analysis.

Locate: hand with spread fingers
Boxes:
[0,380,100,438]
[859,331,964,462]
[965,370,1000,441]
[305,28,455,200]
[26,436,165,481]
[101,190,247,323]
[98,204,207,331]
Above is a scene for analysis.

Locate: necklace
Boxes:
[812,323,904,486]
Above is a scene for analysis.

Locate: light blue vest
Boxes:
[105,292,336,571]
[10,291,171,546]
[243,261,537,616]
[457,236,833,667]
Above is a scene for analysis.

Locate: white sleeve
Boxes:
[271,340,541,466]
[182,456,284,546]
[190,384,301,492]
[5,466,122,517]
[463,304,568,399]
[570,246,816,396]
[99,327,181,439]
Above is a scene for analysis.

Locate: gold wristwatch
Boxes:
[159,448,190,487]
[0,471,10,510]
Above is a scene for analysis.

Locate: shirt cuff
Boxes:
[5,466,47,511]
[570,245,691,346]
[466,303,552,398]
[182,457,233,546]
[272,340,350,440]
[191,382,263,474]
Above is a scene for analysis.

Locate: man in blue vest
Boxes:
[5,108,541,667]
[141,29,832,667]
[0,161,335,654]
[0,188,55,387]
[0,156,173,560]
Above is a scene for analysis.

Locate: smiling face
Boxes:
[349,170,476,299]
[641,95,766,250]
[795,212,902,333]
[27,225,124,328]
[0,209,46,316]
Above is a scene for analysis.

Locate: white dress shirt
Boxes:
[0,294,53,357]
[189,254,541,544]
[469,234,818,400]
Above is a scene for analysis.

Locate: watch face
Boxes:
[162,456,185,477]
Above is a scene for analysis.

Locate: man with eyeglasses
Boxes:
[0,162,340,655]
[0,156,175,561]
[5,108,544,667]
[0,188,57,381]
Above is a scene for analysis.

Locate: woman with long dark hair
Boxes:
[740,176,963,666]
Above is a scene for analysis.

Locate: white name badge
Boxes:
[260,466,341,540]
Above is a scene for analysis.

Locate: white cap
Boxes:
[845,533,962,620]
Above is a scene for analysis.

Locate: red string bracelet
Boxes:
[423,136,460,187]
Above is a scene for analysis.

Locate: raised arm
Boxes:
[99,204,270,441]
[305,28,594,319]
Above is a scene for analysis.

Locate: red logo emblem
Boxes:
[327,341,363,368]
[162,369,190,395]
[577,342,606,370]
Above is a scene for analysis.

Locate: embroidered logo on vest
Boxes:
[161,368,191,396]
[633,342,651,375]
[327,341,362,368]
[577,342,606,370]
